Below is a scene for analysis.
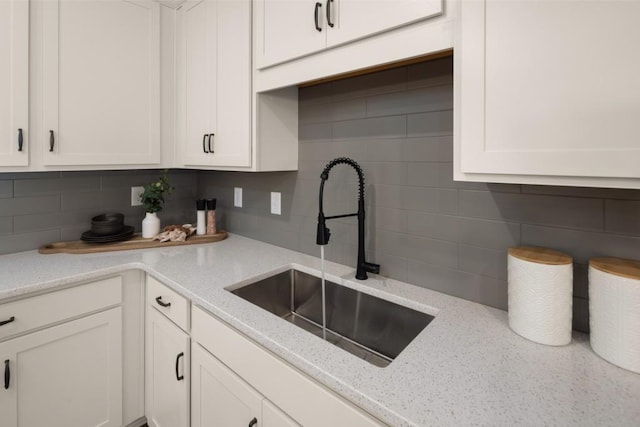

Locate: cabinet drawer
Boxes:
[146,276,189,332]
[0,276,122,341]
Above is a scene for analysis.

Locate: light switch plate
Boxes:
[131,186,144,206]
[234,187,243,208]
[270,192,281,215]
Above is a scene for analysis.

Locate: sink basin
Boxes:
[228,269,434,367]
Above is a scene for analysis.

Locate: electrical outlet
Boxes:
[270,192,281,215]
[234,187,243,208]
[131,186,144,206]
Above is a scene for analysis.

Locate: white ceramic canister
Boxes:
[508,246,573,346]
[589,257,640,373]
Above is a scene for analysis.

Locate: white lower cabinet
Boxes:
[0,307,123,427]
[263,399,301,427]
[192,342,262,427]
[192,342,299,427]
[192,306,383,427]
[145,305,190,427]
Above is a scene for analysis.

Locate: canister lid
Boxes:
[590,257,640,280]
[207,198,216,210]
[196,199,206,210]
[508,246,572,265]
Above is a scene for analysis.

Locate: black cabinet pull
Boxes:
[4,360,9,390]
[49,130,55,152]
[0,317,15,327]
[208,133,214,154]
[248,417,257,427]
[314,2,322,31]
[155,296,171,308]
[326,0,334,27]
[18,129,23,152]
[203,134,209,153]
[175,352,184,381]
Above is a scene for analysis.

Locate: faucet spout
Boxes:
[317,157,380,280]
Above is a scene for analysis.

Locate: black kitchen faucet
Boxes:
[316,157,380,280]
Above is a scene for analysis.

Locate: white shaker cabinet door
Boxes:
[177,0,217,167]
[191,342,263,427]
[178,0,251,168]
[0,0,29,167]
[0,308,123,427]
[263,399,302,427]
[255,0,328,69]
[456,0,640,186]
[145,306,190,427]
[325,0,443,47]
[41,0,160,166]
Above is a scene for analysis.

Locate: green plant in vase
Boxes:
[140,171,173,238]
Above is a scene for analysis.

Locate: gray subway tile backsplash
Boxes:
[604,199,640,236]
[0,170,196,255]
[0,181,13,198]
[406,110,453,137]
[13,176,101,197]
[3,57,639,334]
[332,115,407,140]
[458,190,605,231]
[0,217,12,235]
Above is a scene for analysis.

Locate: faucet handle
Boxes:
[363,262,380,275]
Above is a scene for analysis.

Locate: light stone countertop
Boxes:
[0,233,639,426]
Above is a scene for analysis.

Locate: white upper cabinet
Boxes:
[255,0,327,68]
[41,0,161,167]
[325,0,443,47]
[0,0,29,167]
[455,0,640,188]
[255,0,444,69]
[177,0,252,168]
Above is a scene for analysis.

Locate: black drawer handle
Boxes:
[314,2,322,32]
[326,0,334,27]
[49,130,55,152]
[248,417,257,427]
[175,352,184,381]
[203,134,209,153]
[18,129,23,151]
[208,133,214,154]
[155,296,171,308]
[0,317,15,327]
[4,360,9,390]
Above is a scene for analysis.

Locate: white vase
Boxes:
[142,212,160,238]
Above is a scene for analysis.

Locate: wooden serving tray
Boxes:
[39,231,228,255]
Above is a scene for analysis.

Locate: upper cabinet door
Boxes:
[178,0,251,168]
[42,0,160,166]
[0,0,29,167]
[256,0,444,69]
[255,0,328,69]
[178,0,217,167]
[456,0,640,186]
[325,0,443,47]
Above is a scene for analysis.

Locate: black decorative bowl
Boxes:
[91,213,124,236]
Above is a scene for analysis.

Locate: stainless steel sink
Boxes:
[228,269,434,367]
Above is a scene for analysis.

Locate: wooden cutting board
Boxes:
[39,231,228,254]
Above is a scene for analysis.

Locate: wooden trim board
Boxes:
[39,231,228,255]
